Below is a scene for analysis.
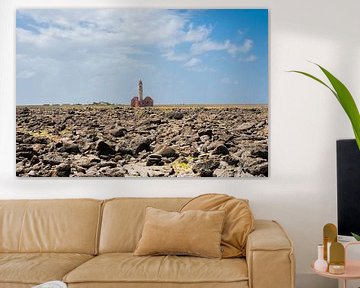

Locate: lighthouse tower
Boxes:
[138,79,143,101]
[130,79,153,107]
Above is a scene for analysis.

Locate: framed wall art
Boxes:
[16,9,268,177]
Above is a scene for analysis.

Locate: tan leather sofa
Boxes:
[0,198,295,288]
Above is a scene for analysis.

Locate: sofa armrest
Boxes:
[246,220,295,288]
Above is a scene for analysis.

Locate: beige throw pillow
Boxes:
[134,207,225,258]
[181,193,255,258]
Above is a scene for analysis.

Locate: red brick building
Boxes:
[131,80,153,107]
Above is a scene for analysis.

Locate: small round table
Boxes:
[312,242,360,288]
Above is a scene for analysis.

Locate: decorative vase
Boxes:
[314,244,328,272]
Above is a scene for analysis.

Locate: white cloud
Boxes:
[238,39,253,53]
[162,50,189,62]
[191,39,227,55]
[17,9,255,78]
[191,38,253,57]
[16,9,259,104]
[184,24,212,43]
[17,9,189,49]
[184,58,201,67]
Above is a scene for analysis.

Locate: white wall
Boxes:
[1,0,359,287]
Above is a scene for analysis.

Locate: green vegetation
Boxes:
[30,129,51,138]
[352,232,360,241]
[172,156,195,174]
[290,63,360,150]
[30,129,62,141]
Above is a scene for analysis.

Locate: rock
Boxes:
[31,155,40,165]
[43,155,62,165]
[146,154,164,166]
[145,118,162,125]
[99,161,117,168]
[192,151,200,157]
[223,155,240,166]
[27,170,38,177]
[245,163,268,176]
[169,111,184,120]
[198,129,212,138]
[58,124,67,131]
[16,104,268,177]
[213,168,235,177]
[212,144,229,155]
[111,168,126,177]
[132,137,152,154]
[85,167,98,177]
[256,121,266,128]
[60,142,80,154]
[193,159,220,177]
[157,147,178,158]
[110,127,126,137]
[200,135,210,142]
[123,163,173,177]
[148,153,162,159]
[237,122,255,131]
[251,148,268,159]
[96,140,115,155]
[16,164,24,176]
[207,141,224,151]
[56,163,71,177]
[32,137,48,144]
[21,107,30,115]
[115,141,133,155]
[16,151,34,160]
[32,144,45,154]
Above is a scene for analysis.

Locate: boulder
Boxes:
[110,127,126,137]
[146,154,164,166]
[198,129,212,138]
[212,144,229,155]
[96,140,115,155]
[157,147,178,158]
[237,122,255,131]
[193,159,220,177]
[132,137,152,154]
[56,163,71,177]
[168,111,184,120]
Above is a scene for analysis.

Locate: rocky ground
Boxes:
[16,105,268,177]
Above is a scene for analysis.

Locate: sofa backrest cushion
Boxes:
[0,199,102,254]
[99,198,189,253]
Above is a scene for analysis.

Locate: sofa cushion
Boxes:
[134,207,225,258]
[64,253,248,285]
[181,194,254,258]
[67,282,249,288]
[99,198,190,253]
[0,199,102,254]
[0,253,93,285]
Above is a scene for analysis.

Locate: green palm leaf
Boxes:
[289,63,360,150]
[351,232,360,241]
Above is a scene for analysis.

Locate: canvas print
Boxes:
[16,9,268,177]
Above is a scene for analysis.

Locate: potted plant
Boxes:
[290,63,360,240]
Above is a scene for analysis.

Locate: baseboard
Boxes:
[296,273,337,288]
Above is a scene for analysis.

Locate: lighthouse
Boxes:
[138,79,143,101]
[130,80,154,107]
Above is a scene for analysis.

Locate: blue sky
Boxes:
[16,9,268,105]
